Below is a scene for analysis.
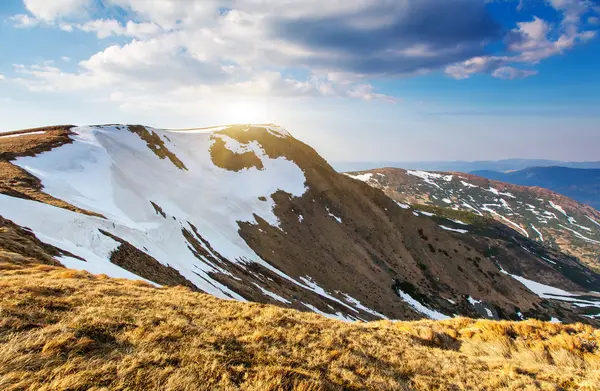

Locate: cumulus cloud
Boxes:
[23,0,89,21]
[75,19,162,39]
[446,0,599,79]
[7,0,600,109]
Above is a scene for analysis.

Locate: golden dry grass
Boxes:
[1,263,599,391]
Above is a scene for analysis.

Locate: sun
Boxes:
[220,99,271,125]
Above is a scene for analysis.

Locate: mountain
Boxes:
[472,166,600,210]
[2,263,599,391]
[333,159,600,174]
[345,168,600,273]
[1,124,600,325]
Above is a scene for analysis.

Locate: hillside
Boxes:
[472,166,600,211]
[1,125,599,325]
[345,168,600,273]
[1,263,600,391]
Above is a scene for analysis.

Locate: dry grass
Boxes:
[1,264,599,391]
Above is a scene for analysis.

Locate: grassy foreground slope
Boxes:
[1,263,599,391]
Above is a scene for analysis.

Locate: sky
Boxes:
[0,0,599,163]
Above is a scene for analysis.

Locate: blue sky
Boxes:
[0,0,599,162]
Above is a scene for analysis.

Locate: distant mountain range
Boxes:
[333,159,600,174]
[473,167,600,211]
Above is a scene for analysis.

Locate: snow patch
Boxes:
[394,201,411,209]
[396,289,450,320]
[531,225,544,242]
[439,225,469,234]
[325,207,342,223]
[558,224,600,244]
[253,283,291,304]
[345,173,373,182]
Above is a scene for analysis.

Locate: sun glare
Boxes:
[221,100,271,125]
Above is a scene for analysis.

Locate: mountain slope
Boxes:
[2,263,599,391]
[472,166,600,210]
[345,168,600,273]
[1,125,599,324]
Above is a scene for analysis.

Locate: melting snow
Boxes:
[394,201,411,209]
[460,180,478,188]
[531,225,544,242]
[587,216,600,227]
[342,294,389,320]
[467,296,493,318]
[406,170,452,189]
[486,187,516,198]
[549,201,567,217]
[558,224,600,244]
[345,173,373,182]
[499,267,577,300]
[439,225,469,234]
[325,207,342,223]
[482,207,529,238]
[253,283,291,304]
[396,289,450,320]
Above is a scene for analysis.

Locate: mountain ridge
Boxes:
[333,159,600,174]
[0,124,599,325]
[472,166,600,210]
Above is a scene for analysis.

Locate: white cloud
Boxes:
[10,14,39,28]
[8,0,599,110]
[23,0,89,21]
[75,19,162,39]
[0,74,5,81]
[491,66,537,80]
[446,0,599,79]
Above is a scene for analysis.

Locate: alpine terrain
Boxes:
[2,124,600,391]
[472,166,600,211]
[1,124,600,325]
[346,168,600,274]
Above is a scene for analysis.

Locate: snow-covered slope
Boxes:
[1,124,600,324]
[1,125,306,300]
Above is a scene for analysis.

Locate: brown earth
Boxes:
[1,264,599,391]
[128,125,187,170]
[210,134,264,171]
